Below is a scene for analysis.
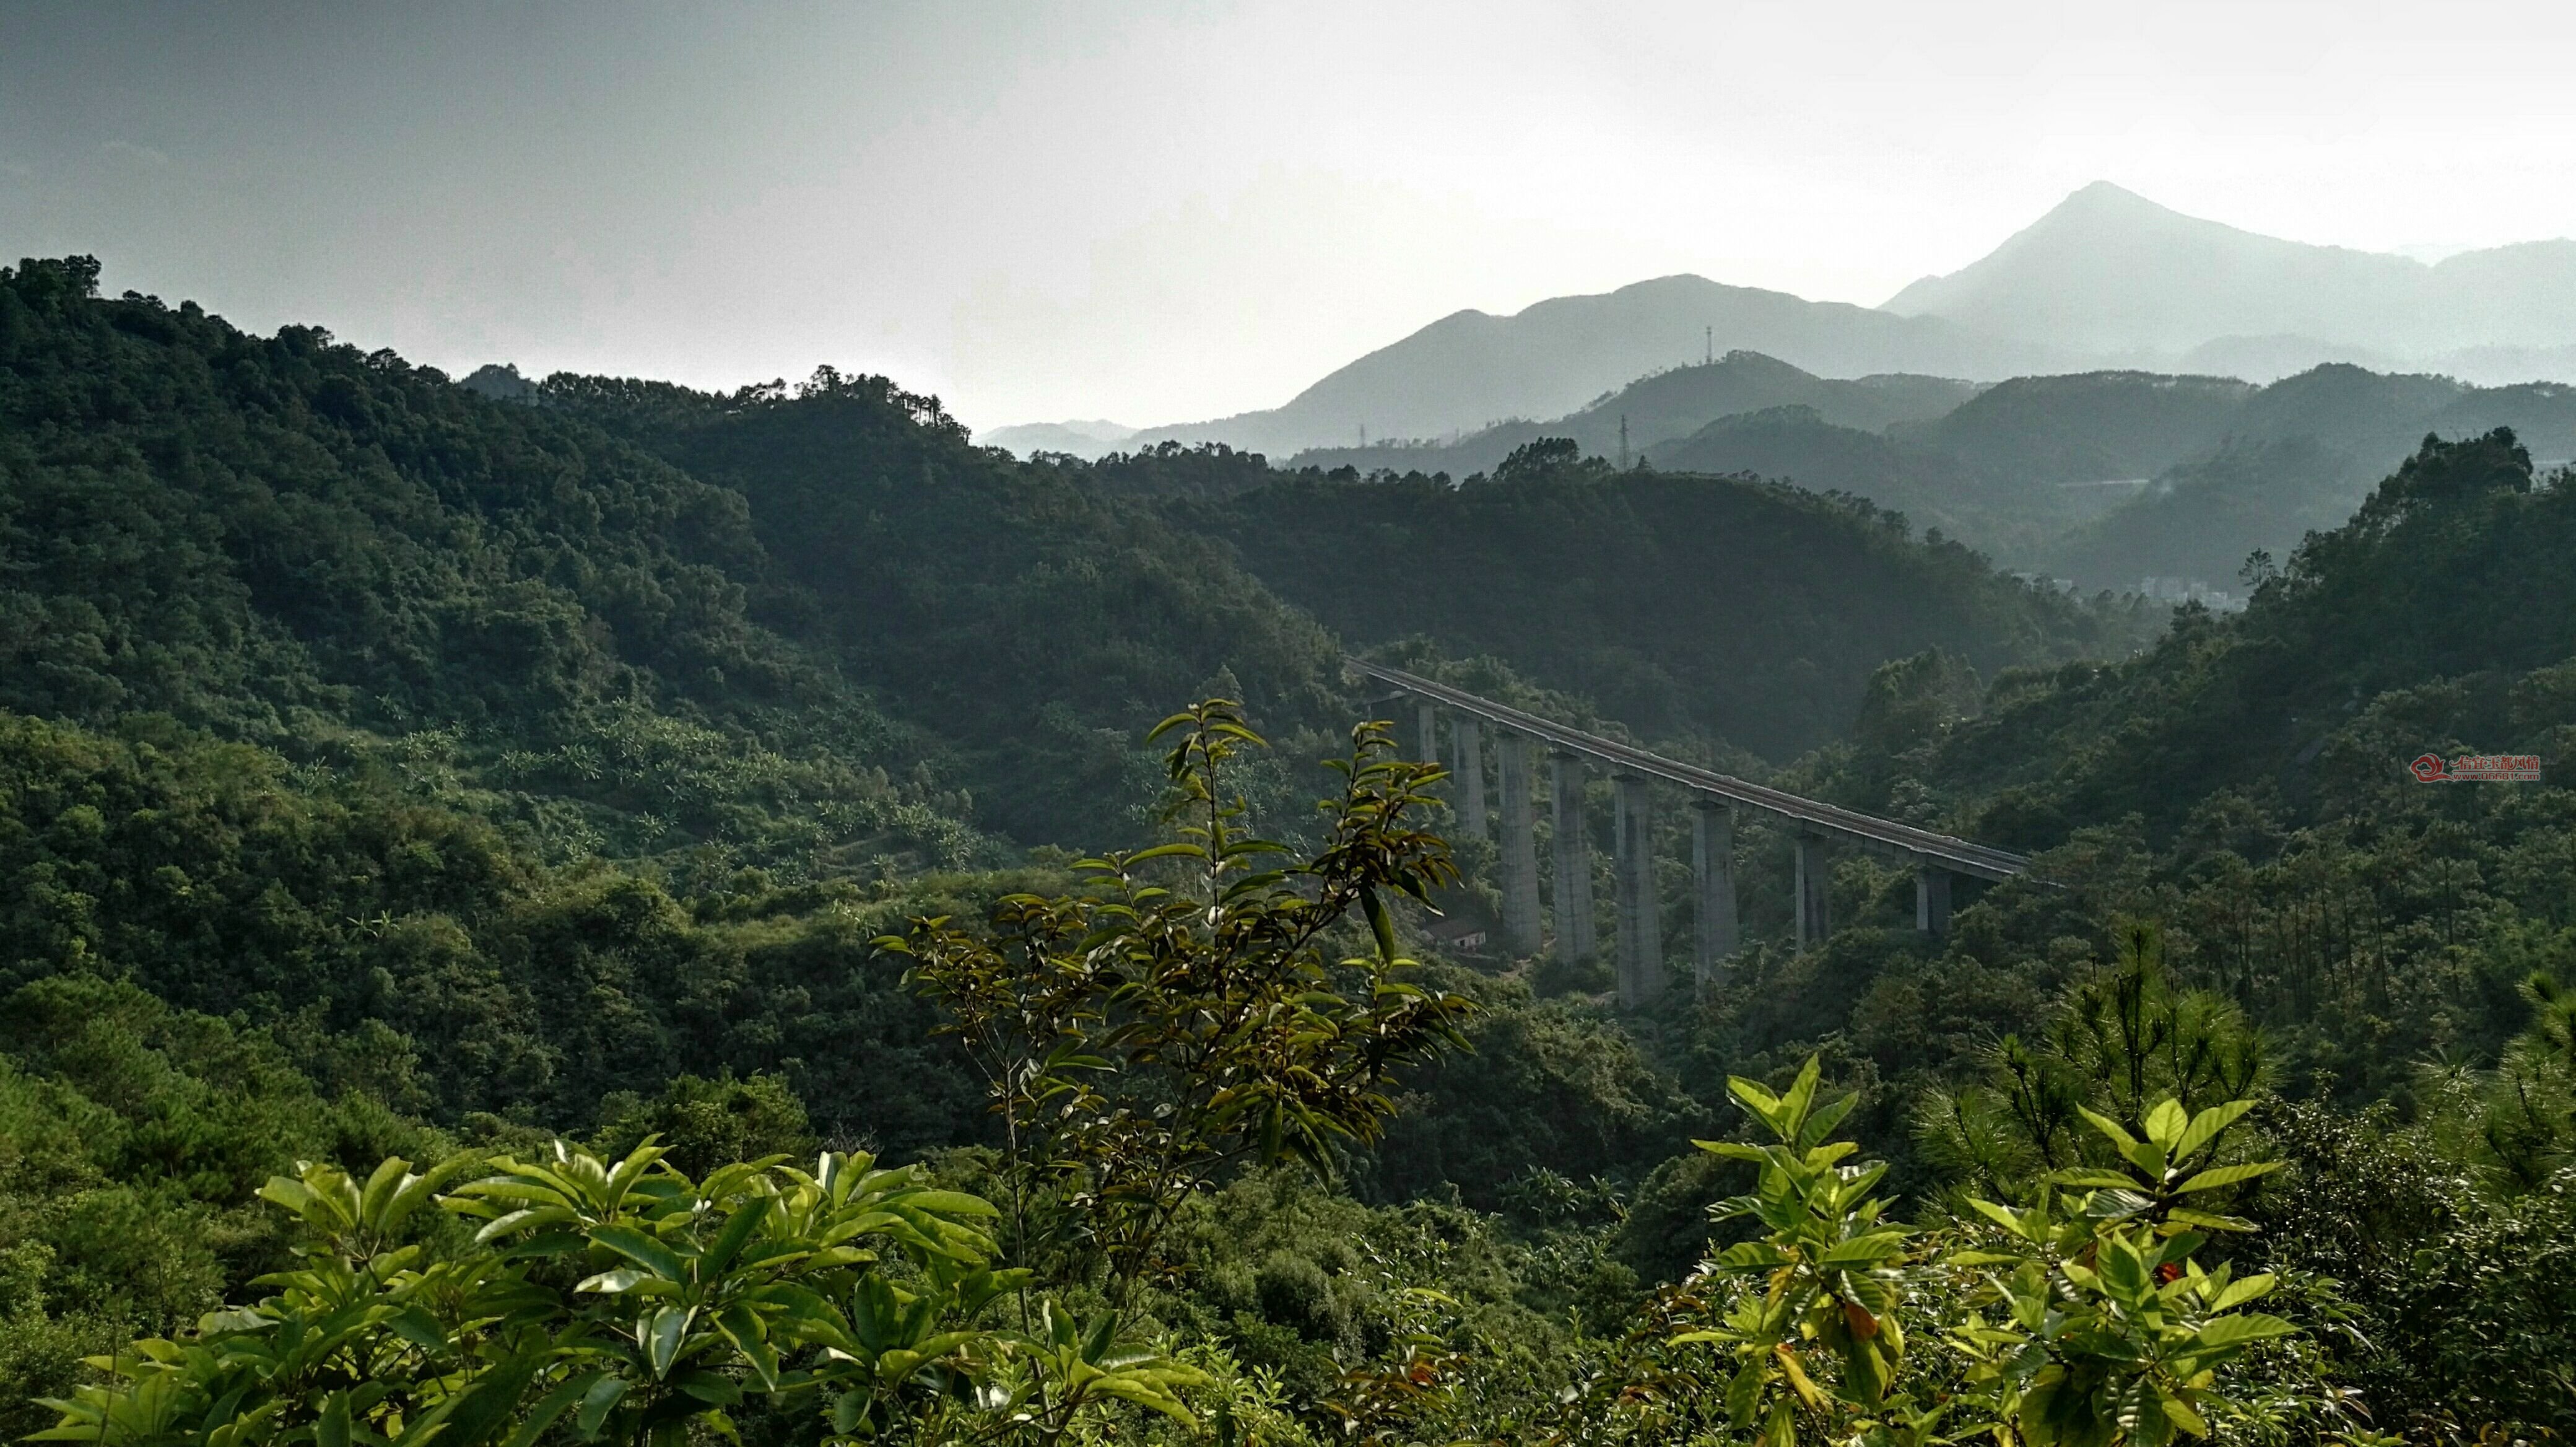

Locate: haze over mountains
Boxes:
[1886,181,2576,378]
[1275,348,2576,590]
[978,417,1136,459]
[1116,277,2069,456]
[993,183,2576,457]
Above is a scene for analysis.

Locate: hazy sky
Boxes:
[9,1,2576,431]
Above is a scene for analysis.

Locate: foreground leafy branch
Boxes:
[886,699,1476,1287]
[32,1143,1201,1447]
[1629,1059,2326,1447]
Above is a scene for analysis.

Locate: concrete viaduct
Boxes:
[1350,659,2033,1008]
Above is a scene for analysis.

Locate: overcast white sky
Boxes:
[8,1,2576,431]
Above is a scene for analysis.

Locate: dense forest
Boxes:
[4,255,2575,1445]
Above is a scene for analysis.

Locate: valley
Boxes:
[7,245,2576,1439]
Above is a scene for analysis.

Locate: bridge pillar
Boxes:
[1416,700,1440,767]
[1794,833,1831,949]
[1916,864,1952,937]
[1496,732,1542,956]
[1453,716,1487,841]
[1690,800,1739,992]
[1613,775,1661,1007]
[1550,751,1596,966]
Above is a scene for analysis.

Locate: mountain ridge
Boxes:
[1104,182,2576,458]
[1125,274,2071,455]
[1885,180,2576,365]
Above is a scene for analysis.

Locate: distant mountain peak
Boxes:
[2057,178,2161,211]
[1880,183,2576,364]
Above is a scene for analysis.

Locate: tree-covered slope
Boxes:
[0,709,987,1147]
[544,370,1352,846]
[1899,369,2255,485]
[2037,436,2360,590]
[1928,429,2576,841]
[0,256,1359,857]
[1646,404,1998,540]
[1193,445,2152,759]
[0,256,980,872]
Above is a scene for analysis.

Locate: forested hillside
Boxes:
[1196,440,2147,759]
[539,369,1353,847]
[0,256,985,875]
[9,255,2576,1443]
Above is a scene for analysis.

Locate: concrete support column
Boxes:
[1794,833,1831,949]
[1453,717,1487,841]
[1691,801,1739,992]
[1495,733,1542,957]
[1612,775,1661,1008]
[1549,751,1596,965]
[1916,865,1953,937]
[1416,700,1440,766]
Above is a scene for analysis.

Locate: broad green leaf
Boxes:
[1725,1358,1765,1429]
[884,1189,1000,1219]
[1360,885,1396,964]
[2143,1098,2190,1150]
[434,1351,544,1447]
[471,1206,579,1244]
[700,1195,772,1277]
[1967,1199,2037,1239]
[500,1373,603,1447]
[2193,1312,2296,1347]
[2160,1391,2209,1440]
[2117,1137,2169,1178]
[1819,1231,1910,1266]
[2175,1161,2279,1193]
[575,1375,629,1438]
[1775,1344,1827,1411]
[1728,1075,1783,1120]
[2078,1105,2141,1154]
[1778,1057,1823,1137]
[2095,1237,2152,1302]
[672,1371,742,1406]
[2048,1169,2141,1191]
[318,1392,351,1447]
[2209,1272,2276,1312]
[643,1305,695,1378]
[592,1225,690,1283]
[357,1156,414,1228]
[1798,1090,1858,1150]
[257,1177,323,1218]
[2172,1099,2256,1161]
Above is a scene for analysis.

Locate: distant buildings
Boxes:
[2008,570,2083,594]
[2136,575,2243,611]
[2009,572,2245,611]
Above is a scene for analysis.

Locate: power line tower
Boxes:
[1705,325,1713,365]
[1618,414,1630,469]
